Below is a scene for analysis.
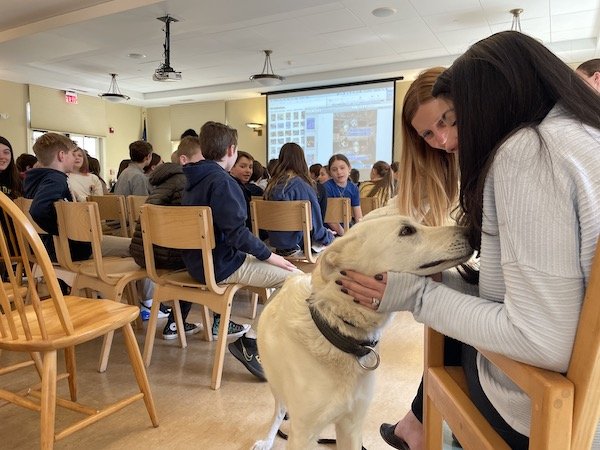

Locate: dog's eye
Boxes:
[399,225,416,237]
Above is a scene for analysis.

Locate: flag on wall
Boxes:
[141,117,147,141]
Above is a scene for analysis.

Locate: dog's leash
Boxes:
[308,304,380,370]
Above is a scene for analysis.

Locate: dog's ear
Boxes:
[318,233,360,282]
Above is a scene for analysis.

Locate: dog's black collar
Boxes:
[308,304,378,358]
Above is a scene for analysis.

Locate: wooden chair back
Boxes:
[250,199,317,264]
[360,196,380,216]
[127,195,148,237]
[54,201,111,284]
[424,240,600,450]
[0,193,73,341]
[87,194,128,237]
[324,197,351,233]
[140,204,221,293]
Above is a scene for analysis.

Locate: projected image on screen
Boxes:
[267,81,395,178]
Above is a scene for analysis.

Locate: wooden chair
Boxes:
[139,204,266,390]
[424,241,600,450]
[0,192,158,449]
[324,197,351,234]
[87,194,128,237]
[360,196,380,216]
[250,199,318,271]
[54,201,147,373]
[127,195,148,237]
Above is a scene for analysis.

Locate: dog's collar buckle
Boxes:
[356,346,380,371]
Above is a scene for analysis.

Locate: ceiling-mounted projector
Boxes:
[153,15,181,82]
[153,67,182,82]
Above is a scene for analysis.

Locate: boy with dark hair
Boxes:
[24,132,130,262]
[182,121,298,380]
[114,140,153,196]
[129,136,250,340]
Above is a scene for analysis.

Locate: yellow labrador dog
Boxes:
[253,215,473,450]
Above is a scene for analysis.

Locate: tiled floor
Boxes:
[0,292,439,449]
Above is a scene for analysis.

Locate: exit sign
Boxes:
[65,91,78,104]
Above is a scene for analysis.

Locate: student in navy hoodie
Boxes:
[24,133,130,263]
[264,142,334,256]
[182,121,298,380]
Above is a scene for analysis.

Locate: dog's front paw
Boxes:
[251,440,273,450]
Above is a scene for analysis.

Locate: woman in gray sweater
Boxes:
[340,31,600,449]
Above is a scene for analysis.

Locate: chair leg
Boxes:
[424,387,444,450]
[142,291,162,367]
[98,331,114,373]
[172,300,188,349]
[200,306,211,342]
[97,288,124,372]
[122,323,159,427]
[40,350,57,450]
[125,283,142,329]
[249,292,258,320]
[64,346,77,401]
[211,302,234,390]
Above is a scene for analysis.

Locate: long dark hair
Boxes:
[433,31,600,250]
[0,136,23,198]
[264,142,314,198]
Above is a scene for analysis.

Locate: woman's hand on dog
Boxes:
[337,270,387,310]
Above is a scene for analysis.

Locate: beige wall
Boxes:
[146,106,171,160]
[225,97,266,164]
[104,102,143,184]
[0,80,29,155]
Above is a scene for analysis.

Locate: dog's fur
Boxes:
[252,215,472,450]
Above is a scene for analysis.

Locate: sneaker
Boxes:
[211,315,250,338]
[275,246,303,258]
[162,321,202,340]
[228,336,266,381]
[140,300,171,321]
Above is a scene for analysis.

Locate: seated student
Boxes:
[87,155,110,195]
[250,160,268,190]
[349,168,360,186]
[113,141,153,196]
[323,153,362,236]
[0,136,23,199]
[182,121,299,380]
[129,137,249,340]
[143,153,163,175]
[15,153,37,181]
[264,142,333,257]
[359,160,394,207]
[230,150,263,232]
[309,163,328,221]
[24,133,130,263]
[67,147,104,201]
[231,150,264,196]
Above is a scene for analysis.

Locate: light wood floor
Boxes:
[0,293,425,449]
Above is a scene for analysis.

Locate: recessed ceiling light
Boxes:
[371,7,397,18]
[128,53,146,59]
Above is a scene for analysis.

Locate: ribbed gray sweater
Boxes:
[381,105,600,443]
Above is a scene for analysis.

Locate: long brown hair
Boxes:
[264,142,314,198]
[367,160,393,199]
[397,67,459,226]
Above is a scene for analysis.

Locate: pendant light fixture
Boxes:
[250,50,285,86]
[99,73,130,102]
[510,8,523,32]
